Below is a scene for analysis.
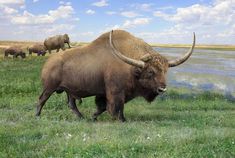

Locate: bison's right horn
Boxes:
[109,30,145,68]
[168,33,196,67]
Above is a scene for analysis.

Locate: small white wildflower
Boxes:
[65,133,72,139]
[157,134,161,138]
[83,133,87,142]
[232,141,234,145]
[147,136,150,140]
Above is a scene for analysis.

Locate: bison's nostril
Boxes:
[157,87,167,93]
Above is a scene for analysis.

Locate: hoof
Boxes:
[119,117,126,122]
[35,112,41,117]
[92,116,98,122]
[77,115,84,119]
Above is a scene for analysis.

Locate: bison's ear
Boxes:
[133,67,142,79]
[140,54,152,62]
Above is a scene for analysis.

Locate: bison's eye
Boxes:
[146,69,155,78]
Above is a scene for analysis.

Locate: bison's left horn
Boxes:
[168,33,196,67]
[109,30,145,68]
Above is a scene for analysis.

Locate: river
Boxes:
[154,47,235,96]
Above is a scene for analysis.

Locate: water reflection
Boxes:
[154,47,235,96]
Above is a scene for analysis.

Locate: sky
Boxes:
[0,0,234,44]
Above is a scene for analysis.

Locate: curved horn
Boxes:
[168,33,196,67]
[109,30,145,68]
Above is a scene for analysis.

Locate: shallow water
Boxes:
[154,47,235,96]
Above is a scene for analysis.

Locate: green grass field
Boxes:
[0,56,234,157]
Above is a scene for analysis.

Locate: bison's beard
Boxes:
[143,91,158,102]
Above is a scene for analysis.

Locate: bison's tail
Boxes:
[39,89,47,100]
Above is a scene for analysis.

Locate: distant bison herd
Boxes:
[4,34,71,58]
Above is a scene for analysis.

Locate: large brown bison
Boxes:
[44,34,71,54]
[4,47,26,58]
[28,44,47,56]
[36,30,195,122]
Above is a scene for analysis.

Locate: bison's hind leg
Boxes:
[67,94,83,118]
[36,89,55,116]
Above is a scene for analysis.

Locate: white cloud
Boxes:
[106,11,116,15]
[79,31,94,36]
[120,11,140,18]
[86,9,95,15]
[131,3,154,12]
[11,5,74,25]
[102,17,151,33]
[20,5,25,9]
[33,0,38,3]
[154,1,235,25]
[48,5,74,19]
[45,24,75,35]
[151,0,235,44]
[59,1,64,5]
[1,5,18,14]
[73,17,80,21]
[156,6,174,11]
[0,0,24,5]
[0,0,25,12]
[11,11,53,24]
[59,1,71,5]
[92,0,108,7]
[66,2,71,5]
[122,18,151,29]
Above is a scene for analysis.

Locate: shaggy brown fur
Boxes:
[28,44,47,56]
[36,30,193,121]
[44,34,71,54]
[4,47,26,58]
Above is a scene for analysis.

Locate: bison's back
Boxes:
[90,30,155,60]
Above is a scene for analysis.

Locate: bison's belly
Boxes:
[60,75,105,98]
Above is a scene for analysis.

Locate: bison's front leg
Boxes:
[106,91,126,122]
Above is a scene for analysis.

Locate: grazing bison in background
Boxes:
[36,30,195,122]
[28,44,47,56]
[4,47,26,58]
[44,34,71,54]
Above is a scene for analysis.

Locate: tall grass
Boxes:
[0,57,234,157]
